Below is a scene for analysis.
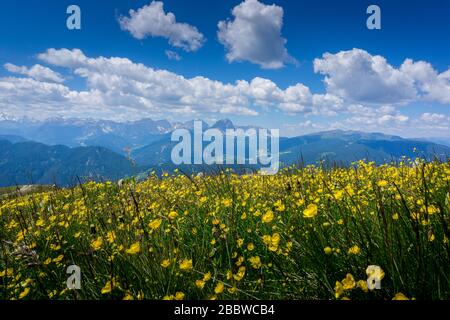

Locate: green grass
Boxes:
[0,160,449,300]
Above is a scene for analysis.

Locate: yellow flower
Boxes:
[247,243,255,251]
[249,256,262,269]
[222,198,232,207]
[50,244,60,251]
[262,210,274,223]
[334,281,344,299]
[392,213,399,220]
[324,247,333,255]
[148,218,162,230]
[101,278,118,294]
[91,236,103,251]
[195,279,205,289]
[263,233,281,252]
[168,211,178,219]
[428,232,435,242]
[43,258,52,265]
[123,292,134,300]
[233,266,246,281]
[106,231,116,244]
[357,280,368,292]
[19,287,30,299]
[160,259,171,268]
[275,201,285,211]
[392,292,409,300]
[377,180,388,187]
[179,259,193,271]
[203,272,212,281]
[125,242,141,255]
[174,292,185,300]
[214,282,225,294]
[334,190,344,201]
[348,245,361,255]
[228,286,237,294]
[53,255,64,263]
[235,256,244,267]
[303,204,318,218]
[237,238,244,247]
[427,205,439,214]
[342,274,356,290]
[0,268,13,277]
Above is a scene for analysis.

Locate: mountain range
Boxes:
[0,118,449,187]
[0,139,140,187]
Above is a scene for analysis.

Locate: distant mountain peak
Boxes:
[211,119,235,130]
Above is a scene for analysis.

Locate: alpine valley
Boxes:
[0,117,449,187]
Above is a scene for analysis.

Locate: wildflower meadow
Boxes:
[1,159,449,300]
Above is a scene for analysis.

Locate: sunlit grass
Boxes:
[1,159,449,300]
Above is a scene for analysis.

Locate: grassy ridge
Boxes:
[1,159,449,300]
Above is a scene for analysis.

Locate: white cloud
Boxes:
[3,47,449,137]
[165,50,181,61]
[119,1,205,52]
[284,104,417,137]
[314,49,416,104]
[0,48,340,120]
[418,113,450,131]
[311,94,344,116]
[314,48,450,105]
[420,112,449,123]
[217,0,296,69]
[4,63,64,83]
[37,48,87,68]
[219,106,258,116]
[284,112,450,138]
[400,59,450,104]
[346,104,409,126]
[282,120,325,136]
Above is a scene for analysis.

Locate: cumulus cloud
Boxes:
[219,106,258,116]
[3,47,449,136]
[4,63,64,83]
[420,112,449,123]
[400,59,450,104]
[0,48,340,120]
[37,48,88,68]
[314,48,450,105]
[418,113,450,131]
[325,104,412,136]
[314,49,416,104]
[217,0,296,69]
[346,107,450,137]
[119,1,205,52]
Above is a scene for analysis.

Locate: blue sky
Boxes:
[0,0,449,137]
